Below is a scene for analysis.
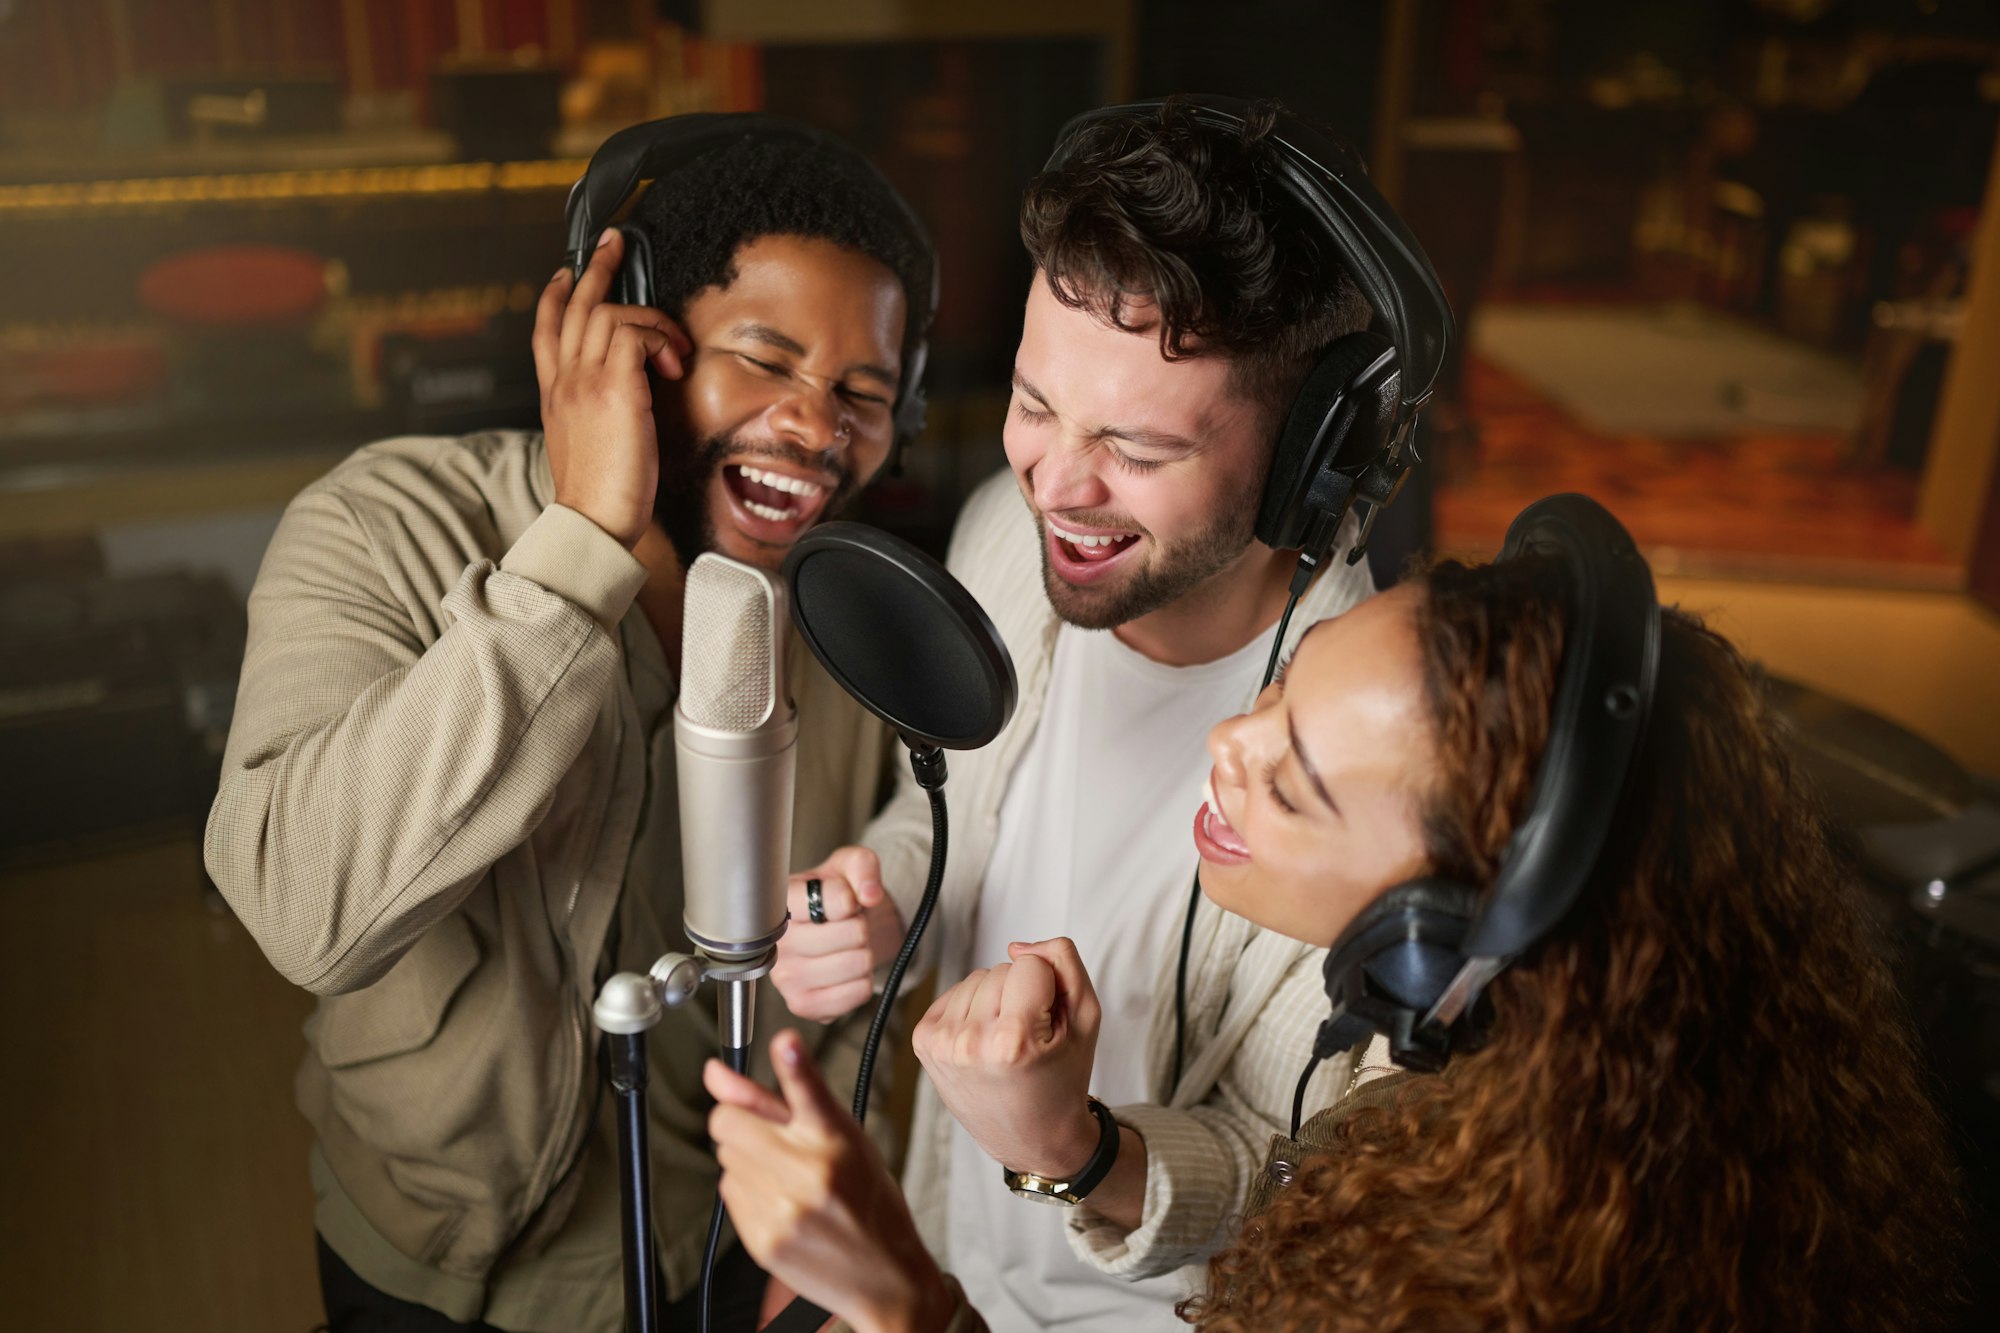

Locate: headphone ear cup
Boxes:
[1319,877,1478,1065]
[1256,330,1398,556]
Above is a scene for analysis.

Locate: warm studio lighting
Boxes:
[3,4,1997,1331]
[0,159,588,215]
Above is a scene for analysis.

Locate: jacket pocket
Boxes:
[315,912,482,1068]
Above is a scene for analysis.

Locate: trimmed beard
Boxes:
[1035,476,1263,630]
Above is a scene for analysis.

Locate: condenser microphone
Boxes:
[675,553,797,1054]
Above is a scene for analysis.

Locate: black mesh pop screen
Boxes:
[784,524,1015,752]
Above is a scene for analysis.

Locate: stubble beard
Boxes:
[1035,470,1264,630]
[654,427,859,574]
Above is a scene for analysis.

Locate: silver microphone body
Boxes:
[674,712,796,960]
[675,554,796,977]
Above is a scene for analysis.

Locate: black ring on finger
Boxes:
[806,878,827,926]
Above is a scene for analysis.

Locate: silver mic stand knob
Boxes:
[649,953,705,1010]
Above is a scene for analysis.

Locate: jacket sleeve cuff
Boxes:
[1065,1102,1231,1279]
[498,504,648,632]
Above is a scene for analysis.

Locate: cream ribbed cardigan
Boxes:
[861,469,1385,1287]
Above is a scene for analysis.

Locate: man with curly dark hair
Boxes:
[770,99,1388,1330]
[206,123,929,1332]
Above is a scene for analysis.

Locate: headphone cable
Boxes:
[1172,552,1315,1089]
[1289,1054,1323,1140]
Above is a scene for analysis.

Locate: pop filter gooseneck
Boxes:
[761,522,1016,1333]
[783,521,1016,1122]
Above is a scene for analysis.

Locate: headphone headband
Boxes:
[1042,95,1454,419]
[1463,495,1662,962]
[1318,494,1661,1068]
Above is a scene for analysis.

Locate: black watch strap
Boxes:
[1001,1096,1121,1206]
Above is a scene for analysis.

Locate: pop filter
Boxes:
[761,522,1015,1333]
[782,521,1016,752]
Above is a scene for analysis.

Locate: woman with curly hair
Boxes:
[704,526,1964,1332]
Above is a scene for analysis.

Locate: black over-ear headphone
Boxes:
[1317,493,1662,1073]
[1042,95,1455,569]
[563,112,940,449]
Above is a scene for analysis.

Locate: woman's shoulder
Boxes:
[1245,1069,1430,1221]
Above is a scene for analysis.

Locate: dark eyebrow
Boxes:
[1106,423,1199,453]
[733,323,899,390]
[1286,709,1340,815]
[734,322,806,358]
[1011,368,1200,454]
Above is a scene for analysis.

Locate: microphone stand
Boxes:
[591,973,667,1333]
[591,947,773,1333]
[592,743,953,1333]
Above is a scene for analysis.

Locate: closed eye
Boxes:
[1111,450,1165,474]
[1261,757,1297,814]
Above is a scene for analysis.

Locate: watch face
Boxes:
[1008,1183,1079,1206]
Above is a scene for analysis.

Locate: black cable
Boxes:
[851,781,948,1125]
[1290,1053,1323,1140]
[1173,555,1314,1090]
[699,1042,751,1333]
[1259,580,1305,688]
[1170,875,1202,1090]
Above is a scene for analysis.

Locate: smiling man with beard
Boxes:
[205,126,930,1333]
[770,100,1388,1330]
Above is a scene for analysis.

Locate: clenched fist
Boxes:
[913,937,1105,1181]
[532,229,692,549]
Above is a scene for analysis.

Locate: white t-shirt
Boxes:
[944,621,1271,1332]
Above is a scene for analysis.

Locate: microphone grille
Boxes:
[680,554,783,731]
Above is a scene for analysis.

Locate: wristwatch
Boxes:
[1001,1096,1121,1206]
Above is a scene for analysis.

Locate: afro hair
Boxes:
[634,135,934,381]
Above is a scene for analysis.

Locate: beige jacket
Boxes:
[206,431,892,1330]
[859,469,1380,1287]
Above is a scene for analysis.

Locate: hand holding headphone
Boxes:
[533,230,691,549]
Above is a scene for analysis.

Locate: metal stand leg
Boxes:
[593,955,768,1333]
[608,1030,658,1333]
[594,972,669,1333]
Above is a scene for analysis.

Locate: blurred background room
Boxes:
[2,1,1999,1327]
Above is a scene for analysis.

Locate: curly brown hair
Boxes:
[1020,97,1372,422]
[1186,556,1964,1331]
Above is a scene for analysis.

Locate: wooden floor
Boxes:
[1435,356,1962,587]
[0,838,321,1332]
